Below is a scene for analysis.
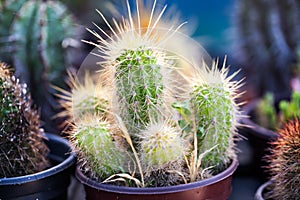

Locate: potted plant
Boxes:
[0,62,76,200]
[254,118,300,200]
[56,1,244,199]
[240,90,300,179]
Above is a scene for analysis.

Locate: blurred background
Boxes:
[2,0,300,199]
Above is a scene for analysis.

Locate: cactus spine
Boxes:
[115,47,165,134]
[265,119,300,199]
[0,0,76,133]
[0,62,49,178]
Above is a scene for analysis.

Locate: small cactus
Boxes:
[0,62,49,178]
[139,121,186,169]
[0,0,77,133]
[71,116,126,181]
[265,118,300,199]
[189,62,241,171]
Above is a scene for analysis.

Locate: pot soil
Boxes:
[76,159,238,200]
[0,133,76,200]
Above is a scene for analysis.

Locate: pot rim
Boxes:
[76,158,238,195]
[0,133,76,185]
[254,180,273,200]
[241,99,278,140]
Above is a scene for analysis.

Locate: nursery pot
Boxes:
[239,99,278,179]
[254,180,273,200]
[76,159,238,200]
[0,133,76,200]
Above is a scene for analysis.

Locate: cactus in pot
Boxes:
[0,0,77,133]
[263,118,300,199]
[58,0,244,187]
[0,62,49,178]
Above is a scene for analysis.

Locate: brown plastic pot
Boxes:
[76,158,238,200]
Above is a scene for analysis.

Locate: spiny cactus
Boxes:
[60,0,244,187]
[115,47,165,134]
[0,0,77,133]
[265,118,300,199]
[139,121,186,168]
[71,116,126,181]
[232,0,300,97]
[189,62,241,172]
[0,62,49,178]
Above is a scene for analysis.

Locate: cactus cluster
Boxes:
[232,0,300,97]
[0,62,49,178]
[0,0,77,133]
[264,119,300,199]
[60,0,243,187]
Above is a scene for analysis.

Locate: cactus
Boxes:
[0,62,49,178]
[189,62,241,172]
[59,0,244,187]
[115,47,165,134]
[264,119,300,199]
[232,0,300,97]
[71,116,126,181]
[139,121,186,168]
[0,0,77,133]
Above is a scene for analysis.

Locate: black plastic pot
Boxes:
[0,133,76,200]
[76,159,238,200]
[239,99,278,180]
[254,180,272,200]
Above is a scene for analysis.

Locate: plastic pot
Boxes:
[239,99,278,180]
[76,159,238,200]
[254,180,272,200]
[0,133,76,200]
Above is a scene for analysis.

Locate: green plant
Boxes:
[0,62,49,178]
[264,118,300,199]
[255,91,300,130]
[59,0,243,187]
[0,0,77,133]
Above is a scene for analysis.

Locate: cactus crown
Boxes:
[0,62,49,178]
[60,0,243,187]
[265,119,300,199]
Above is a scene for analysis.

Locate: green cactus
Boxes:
[255,92,277,130]
[0,0,76,133]
[139,121,186,168]
[265,119,300,199]
[279,91,300,123]
[59,0,244,187]
[0,0,27,63]
[0,62,49,178]
[72,116,126,181]
[115,47,164,134]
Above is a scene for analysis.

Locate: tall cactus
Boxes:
[232,0,300,97]
[265,118,300,199]
[0,62,49,178]
[0,0,77,133]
